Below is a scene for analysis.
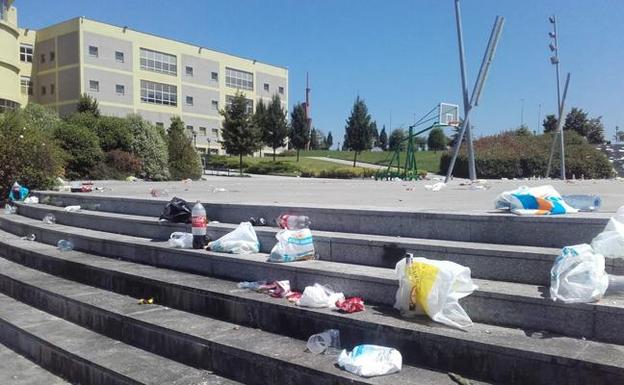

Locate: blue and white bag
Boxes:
[268,228,315,262]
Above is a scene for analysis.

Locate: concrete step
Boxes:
[34,192,609,248]
[0,343,71,385]
[15,202,586,286]
[0,233,622,385]
[0,293,240,385]
[0,257,481,385]
[1,213,623,344]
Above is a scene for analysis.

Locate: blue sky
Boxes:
[18,1,624,146]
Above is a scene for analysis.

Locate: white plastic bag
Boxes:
[550,244,608,303]
[394,255,477,329]
[591,206,624,258]
[494,185,578,215]
[24,196,39,204]
[268,228,315,262]
[168,232,193,249]
[338,345,402,377]
[207,222,259,254]
[297,283,344,308]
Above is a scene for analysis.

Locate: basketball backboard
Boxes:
[439,103,460,126]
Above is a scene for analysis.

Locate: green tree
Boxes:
[310,128,320,150]
[543,114,558,133]
[344,96,374,166]
[371,121,379,147]
[515,124,532,136]
[220,92,262,174]
[388,129,406,151]
[53,122,103,179]
[616,127,624,143]
[95,116,133,152]
[167,116,202,180]
[342,134,349,151]
[586,117,605,144]
[379,126,388,150]
[127,114,169,180]
[563,108,590,137]
[263,94,289,161]
[326,131,333,149]
[289,103,308,161]
[76,93,100,117]
[21,103,61,132]
[427,127,447,153]
[253,99,268,150]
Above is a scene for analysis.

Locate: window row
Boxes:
[88,45,126,63]
[184,66,219,82]
[20,44,33,63]
[185,126,220,137]
[262,82,285,95]
[140,48,177,76]
[185,96,219,110]
[225,67,253,90]
[140,80,177,106]
[88,80,126,96]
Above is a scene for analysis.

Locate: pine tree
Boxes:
[289,103,308,161]
[379,126,388,150]
[220,92,262,174]
[263,94,288,161]
[326,131,333,150]
[310,128,319,150]
[167,116,202,180]
[543,114,558,133]
[254,99,268,150]
[371,121,379,147]
[388,129,406,151]
[76,93,100,117]
[427,127,448,153]
[345,96,374,166]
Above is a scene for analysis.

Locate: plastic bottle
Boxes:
[21,234,36,241]
[191,200,207,249]
[562,195,602,212]
[4,205,16,215]
[42,214,56,224]
[276,214,311,230]
[307,329,340,355]
[57,239,74,251]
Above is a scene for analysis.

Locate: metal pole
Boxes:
[537,103,542,133]
[545,15,565,178]
[520,98,525,127]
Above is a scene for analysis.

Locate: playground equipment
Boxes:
[376,103,459,181]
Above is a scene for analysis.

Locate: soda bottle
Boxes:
[191,200,207,249]
[276,214,311,230]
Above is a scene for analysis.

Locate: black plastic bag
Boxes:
[159,197,192,223]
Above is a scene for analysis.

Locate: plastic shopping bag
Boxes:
[207,222,259,254]
[494,185,578,215]
[394,255,477,329]
[550,244,608,303]
[297,283,344,308]
[591,206,624,258]
[268,228,315,262]
[338,345,402,377]
[168,232,193,249]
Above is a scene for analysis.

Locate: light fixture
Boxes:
[550,56,559,65]
[549,32,556,38]
[549,16,556,24]
[549,43,557,52]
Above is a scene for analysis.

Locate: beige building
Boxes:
[0,0,288,154]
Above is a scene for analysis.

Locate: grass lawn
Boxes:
[301,150,443,173]
[243,155,371,173]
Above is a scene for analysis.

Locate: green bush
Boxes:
[317,167,376,179]
[53,122,103,179]
[440,131,614,179]
[167,117,202,180]
[205,155,248,169]
[95,116,133,152]
[245,161,300,175]
[127,114,169,180]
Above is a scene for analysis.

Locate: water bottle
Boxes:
[306,329,340,355]
[21,234,36,241]
[42,214,56,224]
[276,214,311,230]
[57,239,74,251]
[562,195,602,212]
[191,200,207,249]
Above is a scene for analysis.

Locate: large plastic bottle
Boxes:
[562,195,602,212]
[276,214,311,230]
[192,200,207,249]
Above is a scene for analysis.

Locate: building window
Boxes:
[88,45,98,57]
[225,67,253,90]
[0,99,19,113]
[115,51,124,63]
[211,72,218,81]
[50,51,55,62]
[20,44,33,63]
[199,127,207,135]
[140,79,177,106]
[263,83,269,92]
[186,96,194,105]
[226,95,253,114]
[20,76,33,95]
[40,54,45,63]
[279,86,284,95]
[89,80,99,92]
[140,48,177,76]
[186,125,194,133]
[211,100,218,110]
[50,84,55,95]
[211,128,219,136]
[41,86,46,95]
[116,84,125,95]
[185,66,193,76]
[156,122,164,128]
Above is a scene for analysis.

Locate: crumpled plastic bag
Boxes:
[207,222,259,254]
[168,232,193,249]
[394,255,477,329]
[268,228,315,262]
[297,283,344,308]
[159,197,192,223]
[494,185,578,215]
[591,206,624,258]
[550,244,608,303]
[338,345,402,377]
[336,297,365,313]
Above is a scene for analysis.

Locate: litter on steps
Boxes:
[268,228,315,262]
[424,182,446,192]
[42,214,56,224]
[550,244,609,303]
[591,205,624,258]
[64,205,81,212]
[335,297,365,313]
[159,197,192,223]
[306,329,340,355]
[207,222,259,254]
[168,232,193,249]
[495,185,578,215]
[338,345,402,377]
[296,283,344,308]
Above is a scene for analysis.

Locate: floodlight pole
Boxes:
[545,15,566,179]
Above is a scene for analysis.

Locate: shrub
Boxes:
[245,161,299,175]
[53,122,103,179]
[318,167,376,179]
[90,150,143,180]
[167,117,202,180]
[205,155,248,169]
[95,116,133,152]
[127,114,169,180]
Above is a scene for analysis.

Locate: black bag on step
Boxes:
[159,197,192,223]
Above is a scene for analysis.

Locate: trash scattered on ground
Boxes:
[191,200,208,249]
[159,197,192,223]
[237,281,268,290]
[8,182,29,202]
[297,283,344,308]
[57,239,74,252]
[126,176,143,182]
[42,214,56,224]
[181,178,192,184]
[550,244,608,303]
[424,182,446,191]
[249,217,267,226]
[137,298,154,305]
[448,372,474,385]
[495,185,578,215]
[150,188,169,197]
[561,195,601,212]
[212,187,227,193]
[70,181,93,193]
[21,234,36,241]
[307,329,340,355]
[23,196,39,204]
[395,253,477,329]
[237,280,301,300]
[276,214,311,229]
[4,205,16,215]
[207,222,259,254]
[337,344,402,377]
[336,297,365,313]
[591,206,624,258]
[64,205,81,212]
[54,177,71,192]
[168,232,193,249]
[268,228,315,262]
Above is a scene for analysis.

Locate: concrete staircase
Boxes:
[0,192,621,384]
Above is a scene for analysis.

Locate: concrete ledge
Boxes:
[34,192,609,247]
[0,343,70,385]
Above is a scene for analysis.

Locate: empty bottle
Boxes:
[21,234,36,241]
[276,214,311,230]
[4,205,16,215]
[307,329,340,355]
[64,205,81,212]
[191,200,207,249]
[42,214,56,224]
[562,195,602,212]
[57,239,74,251]
[249,217,267,226]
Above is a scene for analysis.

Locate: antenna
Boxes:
[305,72,312,150]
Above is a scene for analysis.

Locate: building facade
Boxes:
[1,0,288,154]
